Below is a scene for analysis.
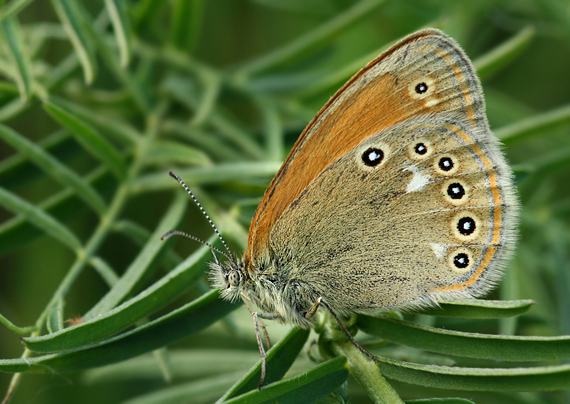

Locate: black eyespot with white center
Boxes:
[438,157,454,172]
[362,148,384,167]
[414,143,427,155]
[415,82,428,94]
[447,182,465,200]
[457,216,476,236]
[453,253,469,269]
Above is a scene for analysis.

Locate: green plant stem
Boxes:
[331,340,404,404]
[2,371,22,404]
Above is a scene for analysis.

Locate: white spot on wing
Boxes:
[430,243,448,259]
[426,98,440,107]
[405,165,431,193]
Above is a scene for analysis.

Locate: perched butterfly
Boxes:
[164,28,518,387]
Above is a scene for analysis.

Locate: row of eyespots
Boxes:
[410,141,479,273]
[411,141,469,202]
[360,142,479,273]
[362,142,458,171]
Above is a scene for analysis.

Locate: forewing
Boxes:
[246,29,492,273]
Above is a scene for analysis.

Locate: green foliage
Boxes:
[1,1,570,403]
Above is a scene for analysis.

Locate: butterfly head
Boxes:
[208,255,246,302]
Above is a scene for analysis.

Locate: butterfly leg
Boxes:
[240,292,281,388]
[251,311,268,389]
[306,297,377,363]
[252,312,283,388]
[257,320,271,350]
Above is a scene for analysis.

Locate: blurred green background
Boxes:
[1,0,570,403]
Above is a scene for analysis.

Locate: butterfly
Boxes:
[165,28,519,387]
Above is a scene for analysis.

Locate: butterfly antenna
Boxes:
[168,172,236,262]
[161,230,233,262]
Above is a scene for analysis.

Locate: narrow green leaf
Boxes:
[162,77,264,159]
[111,220,152,245]
[2,291,237,373]
[0,129,69,181]
[415,299,535,318]
[85,192,187,318]
[104,0,132,67]
[0,124,107,214]
[0,96,26,121]
[51,0,97,84]
[84,349,260,383]
[0,167,108,256]
[219,327,311,401]
[1,17,31,101]
[163,121,242,162]
[222,357,348,404]
[0,312,36,334]
[0,187,82,251]
[235,0,386,77]
[145,140,211,167]
[49,96,140,146]
[44,100,128,180]
[0,0,33,22]
[23,236,214,353]
[170,0,203,53]
[47,298,64,333]
[474,26,535,81]
[132,162,281,193]
[357,314,570,362]
[376,355,570,391]
[496,103,570,145]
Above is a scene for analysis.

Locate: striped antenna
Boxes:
[161,230,232,262]
[166,172,236,263]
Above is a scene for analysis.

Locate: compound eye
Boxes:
[228,271,241,287]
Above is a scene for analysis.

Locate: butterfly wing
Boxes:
[246,29,518,311]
